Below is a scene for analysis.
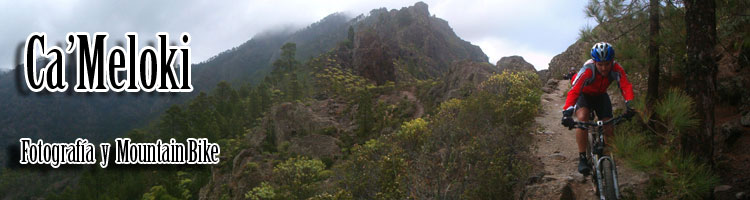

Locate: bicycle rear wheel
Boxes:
[600,159,618,199]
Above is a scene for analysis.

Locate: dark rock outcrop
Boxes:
[537,69,550,85]
[496,56,536,73]
[431,60,498,101]
[548,40,590,81]
[288,134,342,160]
[542,78,559,94]
[347,2,488,84]
[717,119,743,152]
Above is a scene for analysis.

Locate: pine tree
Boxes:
[187,92,220,140]
[355,88,374,140]
[683,0,717,167]
[289,71,301,100]
[213,82,242,138]
[257,82,272,112]
[347,26,355,48]
[160,105,186,140]
[646,0,661,107]
[278,43,298,72]
[248,88,261,121]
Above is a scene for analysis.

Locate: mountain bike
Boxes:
[573,114,629,200]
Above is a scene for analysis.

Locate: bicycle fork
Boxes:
[595,156,621,200]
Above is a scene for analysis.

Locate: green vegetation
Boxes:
[41,42,310,199]
[14,1,747,198]
[336,71,540,199]
[0,18,538,195]
[0,3,509,199]
[613,89,720,199]
[581,0,748,96]
[33,60,540,199]
[244,156,332,200]
[579,0,749,198]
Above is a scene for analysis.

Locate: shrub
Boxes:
[273,156,331,199]
[142,185,178,200]
[309,189,354,200]
[478,71,542,133]
[663,155,720,200]
[614,93,719,199]
[313,65,372,98]
[402,71,537,199]
[337,71,540,199]
[245,182,276,200]
[653,88,699,149]
[393,118,430,153]
[612,122,661,171]
[630,88,700,152]
[614,128,719,199]
[336,139,407,199]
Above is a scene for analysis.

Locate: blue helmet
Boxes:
[591,42,615,62]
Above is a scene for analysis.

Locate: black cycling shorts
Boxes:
[575,93,613,120]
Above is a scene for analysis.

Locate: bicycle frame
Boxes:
[574,115,626,200]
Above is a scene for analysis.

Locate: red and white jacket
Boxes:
[563,59,634,110]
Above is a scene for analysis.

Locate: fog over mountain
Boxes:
[0,0,591,71]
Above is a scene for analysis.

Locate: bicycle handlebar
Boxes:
[572,114,628,129]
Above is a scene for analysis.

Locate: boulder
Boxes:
[542,79,560,93]
[548,153,566,161]
[715,185,733,193]
[537,69,550,84]
[496,56,536,73]
[737,191,747,200]
[714,185,735,199]
[288,134,342,159]
[546,79,559,87]
[548,40,589,80]
[718,119,743,148]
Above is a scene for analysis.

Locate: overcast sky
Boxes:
[0,0,594,72]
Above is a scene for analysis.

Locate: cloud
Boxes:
[0,0,594,70]
[475,37,554,70]
[426,0,592,69]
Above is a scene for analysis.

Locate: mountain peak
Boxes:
[411,1,430,17]
[497,56,536,73]
[342,2,487,84]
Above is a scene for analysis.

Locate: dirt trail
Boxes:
[401,87,424,118]
[524,79,648,199]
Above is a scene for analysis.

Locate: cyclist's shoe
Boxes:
[578,154,591,175]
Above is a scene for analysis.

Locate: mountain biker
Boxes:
[563,67,576,80]
[561,42,636,175]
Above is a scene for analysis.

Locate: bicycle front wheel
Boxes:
[600,159,618,199]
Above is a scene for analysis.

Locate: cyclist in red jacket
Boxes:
[561,42,636,175]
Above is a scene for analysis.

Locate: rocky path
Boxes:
[524,79,648,199]
[401,87,424,118]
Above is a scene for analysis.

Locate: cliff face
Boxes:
[431,60,499,102]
